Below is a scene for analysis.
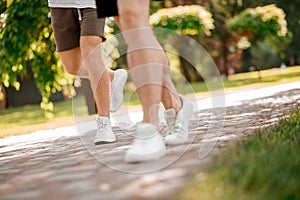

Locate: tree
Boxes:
[150,5,215,82]
[208,0,256,76]
[226,4,289,77]
[150,5,214,36]
[0,0,74,117]
[227,4,288,46]
[267,0,300,65]
[241,0,300,66]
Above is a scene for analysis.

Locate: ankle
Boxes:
[109,70,114,81]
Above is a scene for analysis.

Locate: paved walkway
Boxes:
[1,82,300,200]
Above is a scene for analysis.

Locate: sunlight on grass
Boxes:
[177,108,300,200]
[0,99,75,138]
[190,66,300,94]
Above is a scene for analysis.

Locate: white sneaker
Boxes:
[110,69,128,112]
[94,116,116,145]
[164,94,193,145]
[125,123,166,163]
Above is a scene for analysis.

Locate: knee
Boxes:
[80,37,94,58]
[80,36,102,58]
[63,65,79,76]
[118,5,139,18]
[118,4,143,26]
[60,59,81,75]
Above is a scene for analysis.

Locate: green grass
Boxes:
[190,66,300,94]
[0,96,89,138]
[1,66,300,138]
[0,99,73,138]
[177,108,300,200]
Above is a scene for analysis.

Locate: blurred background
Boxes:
[0,0,299,137]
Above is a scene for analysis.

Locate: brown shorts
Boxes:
[50,8,106,52]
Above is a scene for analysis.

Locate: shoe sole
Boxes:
[165,135,189,145]
[110,70,128,113]
[124,148,167,163]
[94,140,116,145]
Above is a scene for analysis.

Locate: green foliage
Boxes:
[225,3,291,71]
[148,5,215,82]
[270,0,300,64]
[250,41,282,69]
[227,4,289,49]
[0,0,74,118]
[150,5,215,36]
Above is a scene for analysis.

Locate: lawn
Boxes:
[0,98,75,138]
[176,108,300,200]
[190,65,300,94]
[1,65,300,138]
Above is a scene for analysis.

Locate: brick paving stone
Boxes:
[46,171,95,182]
[0,82,299,200]
[2,190,42,200]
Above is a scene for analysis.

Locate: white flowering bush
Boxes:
[150,5,214,36]
[227,4,288,47]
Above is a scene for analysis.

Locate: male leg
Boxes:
[117,0,168,162]
[51,8,126,144]
[117,1,192,149]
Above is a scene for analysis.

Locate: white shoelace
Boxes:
[165,110,176,135]
[174,122,185,135]
[95,118,110,132]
